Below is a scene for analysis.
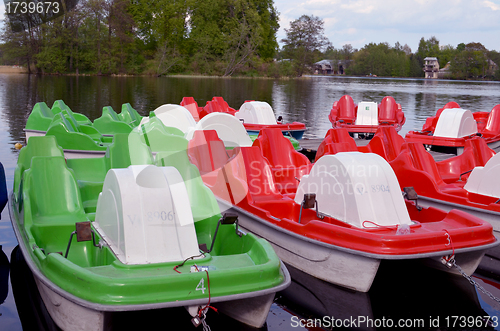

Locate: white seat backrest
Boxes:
[235,101,277,125]
[355,102,378,126]
[464,153,500,198]
[294,152,412,228]
[140,104,196,134]
[185,112,253,147]
[94,165,200,264]
[434,108,477,138]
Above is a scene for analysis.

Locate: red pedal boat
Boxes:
[405,102,500,153]
[181,96,307,140]
[328,95,405,137]
[316,126,500,273]
[186,127,497,292]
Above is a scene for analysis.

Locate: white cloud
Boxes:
[340,1,375,14]
[274,0,500,51]
[483,0,500,10]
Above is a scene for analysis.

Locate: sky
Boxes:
[274,0,500,53]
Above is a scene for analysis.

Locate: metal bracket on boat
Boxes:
[458,169,473,181]
[403,187,422,211]
[64,221,103,258]
[204,212,241,254]
[440,255,455,268]
[298,193,322,224]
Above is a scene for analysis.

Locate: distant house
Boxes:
[487,59,499,76]
[314,60,334,74]
[424,57,439,79]
[313,60,350,75]
[438,61,451,79]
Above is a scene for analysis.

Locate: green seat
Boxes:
[156,150,220,223]
[52,100,92,126]
[135,117,186,157]
[46,113,108,152]
[93,106,134,135]
[14,136,64,198]
[105,133,154,170]
[25,102,56,132]
[119,103,142,127]
[24,156,86,225]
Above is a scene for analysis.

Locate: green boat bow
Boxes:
[10,134,289,329]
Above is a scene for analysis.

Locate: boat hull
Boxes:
[217,199,496,292]
[246,129,305,140]
[9,193,291,330]
[34,271,283,330]
[24,129,46,141]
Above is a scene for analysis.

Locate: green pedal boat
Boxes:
[24,100,142,141]
[9,135,290,330]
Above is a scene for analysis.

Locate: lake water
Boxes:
[1,74,500,330]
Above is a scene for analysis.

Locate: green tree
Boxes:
[281,15,330,76]
[188,0,278,76]
[450,42,488,79]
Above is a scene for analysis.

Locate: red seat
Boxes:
[240,146,283,202]
[188,130,229,175]
[212,97,236,115]
[483,104,500,134]
[315,128,358,161]
[404,143,445,186]
[180,97,201,121]
[333,95,356,124]
[378,96,398,125]
[436,137,495,183]
[361,126,405,161]
[253,128,311,194]
[199,97,237,119]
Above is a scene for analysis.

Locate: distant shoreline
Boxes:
[0,66,28,74]
[0,69,497,83]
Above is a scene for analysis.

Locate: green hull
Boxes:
[250,133,301,150]
[10,134,288,326]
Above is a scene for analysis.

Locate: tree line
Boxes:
[0,0,279,76]
[1,5,499,80]
[280,20,500,80]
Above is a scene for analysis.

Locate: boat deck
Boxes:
[299,136,500,280]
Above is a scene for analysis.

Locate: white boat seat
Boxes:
[294,152,412,228]
[355,102,378,126]
[94,165,200,264]
[140,104,197,134]
[235,101,277,125]
[464,152,500,198]
[185,112,253,148]
[434,108,477,138]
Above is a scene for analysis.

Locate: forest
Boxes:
[1,0,499,80]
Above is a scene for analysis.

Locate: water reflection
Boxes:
[281,262,495,331]
[0,246,8,305]
[1,74,500,330]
